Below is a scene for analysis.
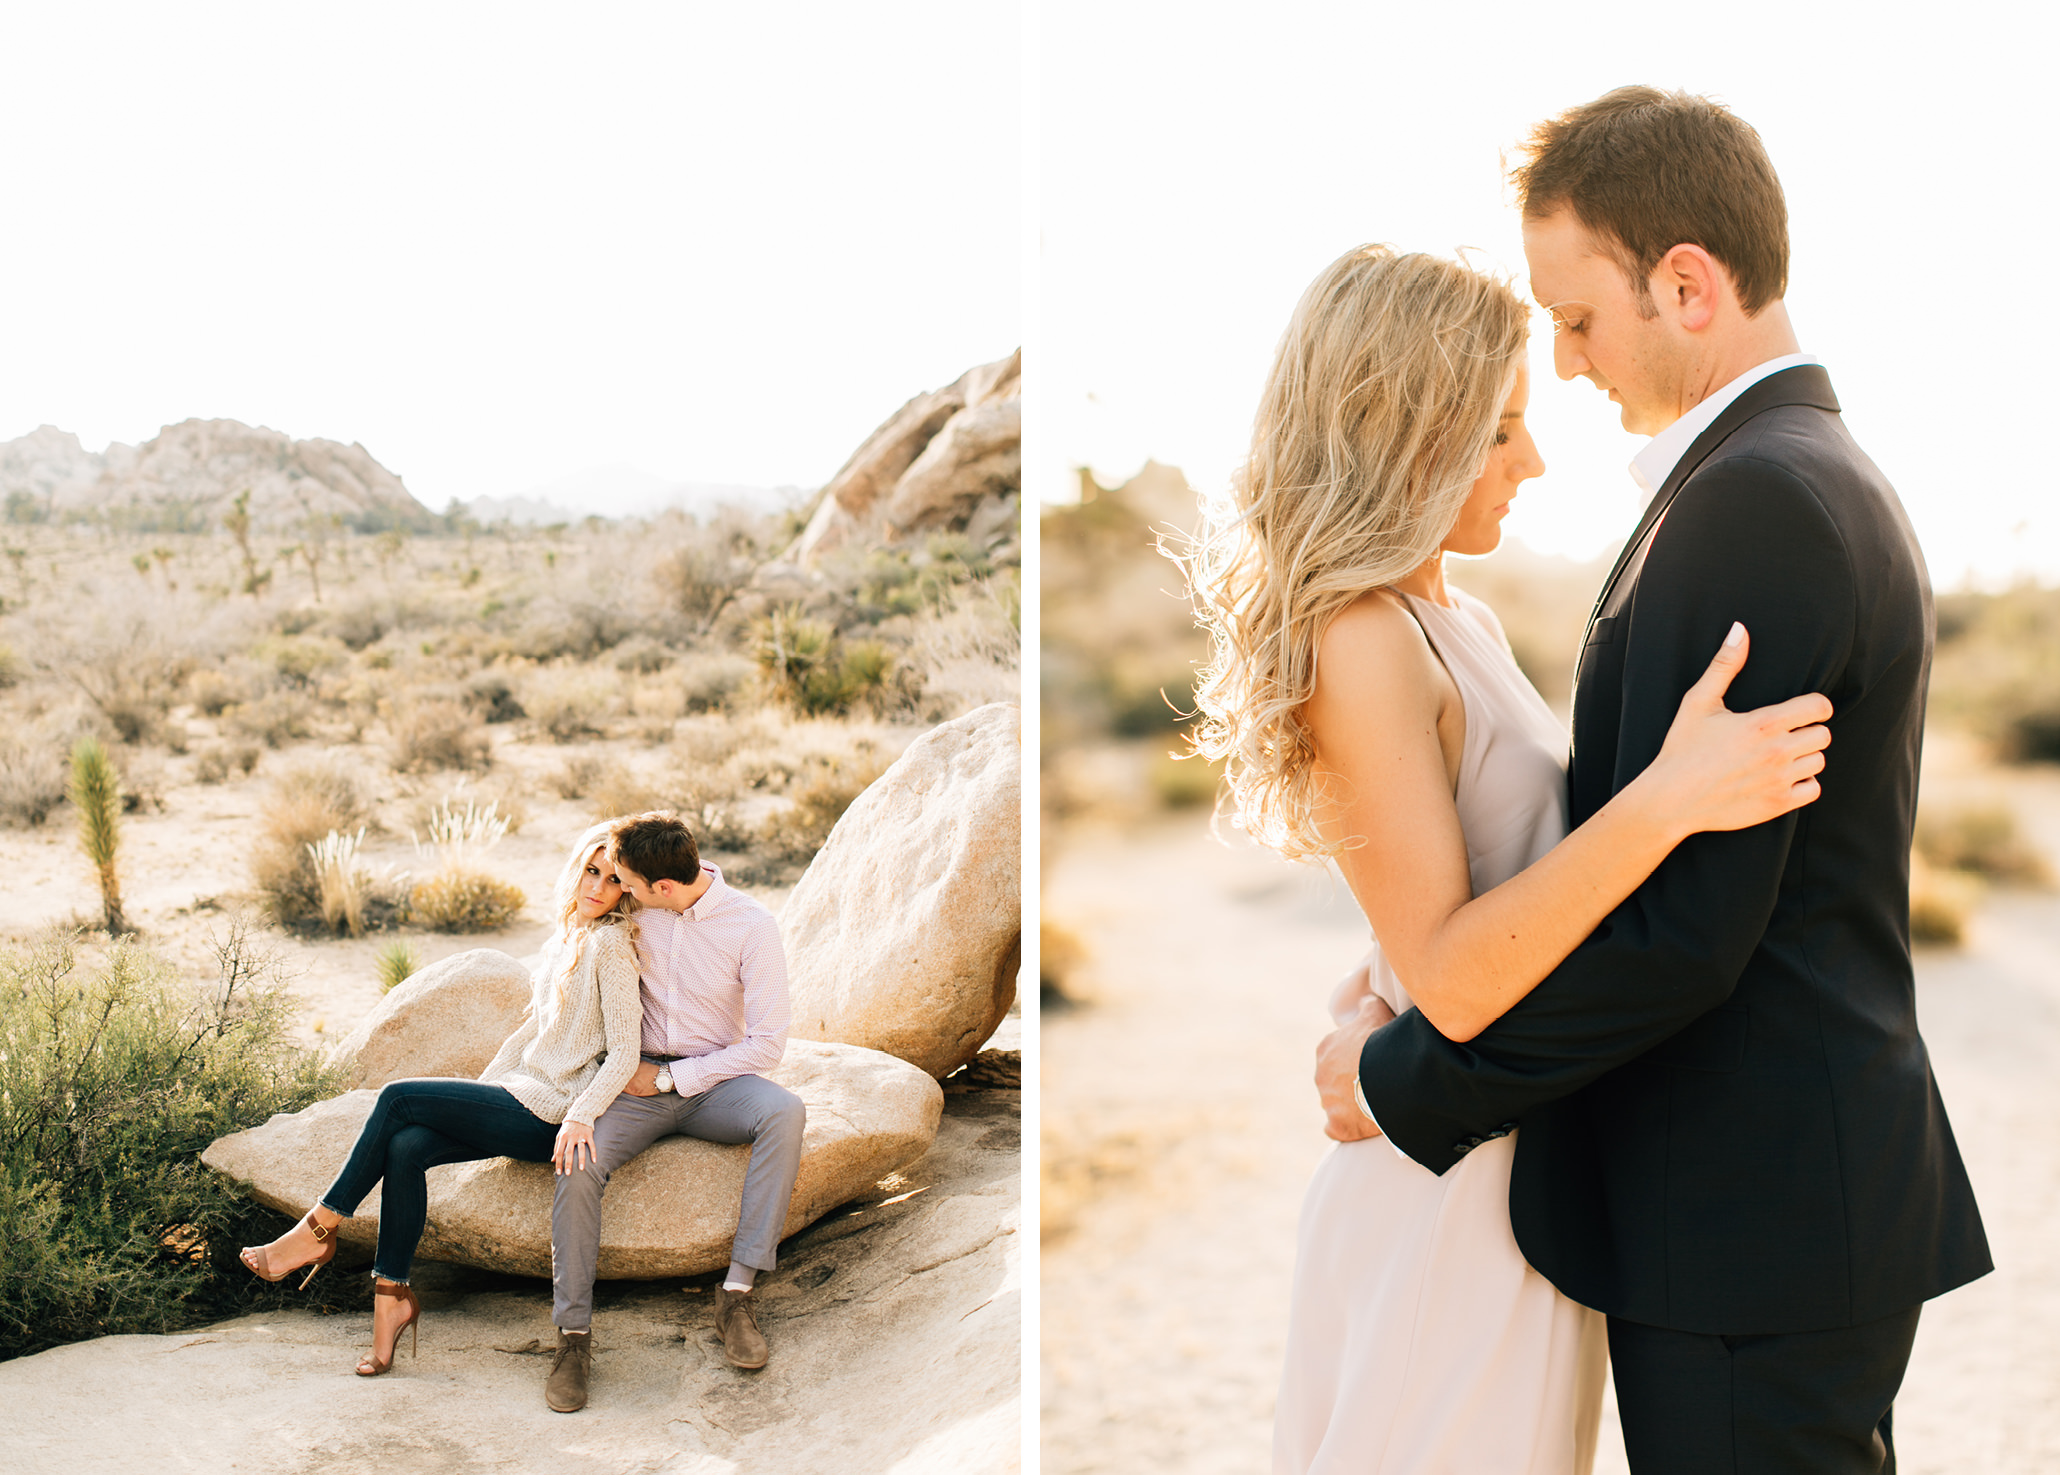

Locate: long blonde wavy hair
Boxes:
[1183,245,1529,861]
[533,820,639,1024]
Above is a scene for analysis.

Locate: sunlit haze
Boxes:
[1042,2,2059,589]
[0,3,1020,515]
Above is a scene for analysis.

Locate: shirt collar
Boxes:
[1628,353,1820,506]
[684,862,726,919]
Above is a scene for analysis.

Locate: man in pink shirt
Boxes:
[543,812,805,1413]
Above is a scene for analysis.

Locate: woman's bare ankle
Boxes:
[309,1205,343,1231]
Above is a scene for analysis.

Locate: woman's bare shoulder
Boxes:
[1313,589,1442,707]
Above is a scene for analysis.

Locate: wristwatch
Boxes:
[653,1065,674,1094]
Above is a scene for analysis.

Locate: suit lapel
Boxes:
[1580,365,1843,641]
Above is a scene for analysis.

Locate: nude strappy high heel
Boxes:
[355,1280,422,1376]
[239,1209,338,1290]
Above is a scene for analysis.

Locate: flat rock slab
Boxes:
[785,702,1022,1079]
[2,1086,1020,1475]
[204,1041,943,1278]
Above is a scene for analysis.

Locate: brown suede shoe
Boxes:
[546,1329,591,1412]
[714,1289,769,1369]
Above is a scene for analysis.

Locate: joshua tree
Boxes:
[222,489,270,596]
[68,737,126,933]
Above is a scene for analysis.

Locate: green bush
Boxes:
[407,870,525,932]
[0,926,341,1360]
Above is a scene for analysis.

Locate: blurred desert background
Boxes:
[1040,464,2060,1474]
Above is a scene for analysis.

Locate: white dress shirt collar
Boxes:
[1628,352,1820,506]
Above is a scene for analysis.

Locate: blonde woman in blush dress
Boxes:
[1183,246,1835,1473]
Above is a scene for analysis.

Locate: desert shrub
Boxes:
[752,609,894,717]
[194,743,262,784]
[1928,585,2060,762]
[224,690,315,749]
[251,760,376,930]
[551,754,603,799]
[464,670,526,724]
[752,751,887,872]
[185,668,244,717]
[1909,852,1978,946]
[115,746,167,814]
[507,597,634,661]
[1915,804,2051,885]
[389,699,491,773]
[376,940,420,993]
[0,926,341,1359]
[522,668,620,744]
[676,651,753,713]
[407,870,525,932]
[0,739,66,826]
[588,769,667,819]
[254,634,348,689]
[0,642,18,688]
[612,635,674,674]
[904,577,1020,721]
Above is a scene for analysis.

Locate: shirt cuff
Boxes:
[1354,1076,1410,1161]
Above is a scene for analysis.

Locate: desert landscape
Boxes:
[0,356,1025,1471]
[1040,466,2060,1473]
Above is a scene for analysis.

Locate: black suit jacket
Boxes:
[1357,366,1991,1335]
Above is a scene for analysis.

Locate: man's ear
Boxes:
[1650,243,1725,333]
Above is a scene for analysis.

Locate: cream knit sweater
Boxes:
[477,920,642,1126]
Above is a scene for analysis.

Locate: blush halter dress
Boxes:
[1272,586,1608,1475]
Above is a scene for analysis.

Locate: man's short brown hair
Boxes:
[610,811,701,887]
[1512,85,1788,316]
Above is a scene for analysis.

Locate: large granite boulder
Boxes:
[328,948,535,1089]
[783,702,1021,1078]
[203,1039,943,1278]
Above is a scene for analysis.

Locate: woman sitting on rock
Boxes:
[238,821,642,1377]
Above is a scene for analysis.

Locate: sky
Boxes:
[0,3,1021,515]
[1041,1,2060,590]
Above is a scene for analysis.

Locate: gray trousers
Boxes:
[550,1072,805,1330]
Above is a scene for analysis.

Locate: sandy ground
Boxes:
[0,729,794,1045]
[1040,744,2060,1474]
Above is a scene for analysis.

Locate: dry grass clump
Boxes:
[389,698,491,772]
[308,827,374,936]
[1915,803,2051,885]
[252,758,380,930]
[403,794,523,931]
[407,870,525,932]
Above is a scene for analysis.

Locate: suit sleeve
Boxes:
[1358,458,1857,1173]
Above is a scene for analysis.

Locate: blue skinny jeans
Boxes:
[320,1078,558,1284]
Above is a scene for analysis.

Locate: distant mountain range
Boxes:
[463,465,800,526]
[0,423,801,532]
[0,420,432,532]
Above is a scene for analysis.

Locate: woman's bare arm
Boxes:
[1307,593,1829,1043]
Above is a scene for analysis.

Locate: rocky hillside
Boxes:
[787,350,1021,566]
[0,419,434,533]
